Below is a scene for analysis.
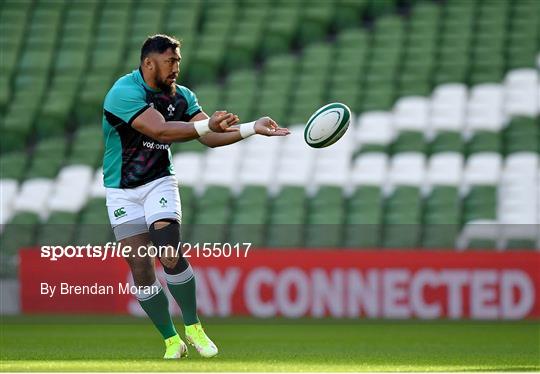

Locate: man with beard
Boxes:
[101,34,289,359]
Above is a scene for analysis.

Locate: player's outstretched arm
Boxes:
[132,107,239,143]
[194,112,290,148]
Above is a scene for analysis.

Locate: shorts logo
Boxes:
[114,207,127,219]
[159,197,167,208]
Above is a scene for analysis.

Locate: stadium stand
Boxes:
[1,0,539,276]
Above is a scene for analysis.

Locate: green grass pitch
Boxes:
[1,316,538,372]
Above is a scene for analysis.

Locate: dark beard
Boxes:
[156,79,175,96]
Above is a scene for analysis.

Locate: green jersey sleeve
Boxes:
[104,81,149,125]
[178,86,202,117]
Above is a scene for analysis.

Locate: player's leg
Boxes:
[106,189,187,359]
[148,218,218,358]
[149,219,198,325]
[120,231,187,359]
[144,177,218,358]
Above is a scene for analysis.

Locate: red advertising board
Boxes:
[20,248,540,319]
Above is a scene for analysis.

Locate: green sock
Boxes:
[166,265,199,326]
[137,281,177,339]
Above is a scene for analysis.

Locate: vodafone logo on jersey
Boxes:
[142,140,169,150]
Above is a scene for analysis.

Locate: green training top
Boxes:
[102,68,202,188]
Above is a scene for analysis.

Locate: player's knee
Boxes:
[159,255,189,275]
[149,219,189,274]
[149,219,179,246]
[152,220,171,230]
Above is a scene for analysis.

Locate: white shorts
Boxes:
[106,176,182,240]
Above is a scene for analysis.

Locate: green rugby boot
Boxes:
[185,323,218,358]
[163,334,188,359]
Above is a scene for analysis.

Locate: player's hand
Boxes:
[209,111,240,133]
[254,117,290,137]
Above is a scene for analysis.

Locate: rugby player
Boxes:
[102,34,289,359]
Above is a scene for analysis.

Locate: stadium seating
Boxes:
[1,0,539,276]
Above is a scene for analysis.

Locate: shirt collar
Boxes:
[135,67,160,93]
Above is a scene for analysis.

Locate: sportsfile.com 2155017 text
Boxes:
[40,242,252,261]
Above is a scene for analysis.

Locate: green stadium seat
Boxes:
[506,44,537,69]
[2,104,34,153]
[25,26,58,50]
[467,238,498,250]
[225,18,265,70]
[196,186,232,217]
[267,186,306,247]
[503,117,539,154]
[382,186,422,248]
[75,198,114,246]
[344,186,383,248]
[228,70,258,90]
[37,212,78,247]
[421,186,461,248]
[228,186,268,246]
[336,28,368,50]
[411,2,441,21]
[0,211,40,256]
[469,68,504,85]
[328,86,362,112]
[367,0,396,17]
[298,2,335,44]
[430,132,464,154]
[178,185,195,227]
[0,152,28,180]
[302,44,333,73]
[391,131,426,154]
[463,186,497,224]
[192,84,222,115]
[305,186,344,247]
[260,6,300,57]
[55,49,87,75]
[334,0,366,30]
[0,209,39,276]
[189,186,231,243]
[506,239,538,250]
[19,50,55,73]
[467,131,502,155]
[0,3,31,44]
[40,75,80,136]
[191,45,224,82]
[77,71,116,124]
[361,85,395,112]
[397,81,431,98]
[68,127,102,167]
[33,2,65,15]
[91,46,125,74]
[26,138,67,179]
[225,88,256,121]
[433,69,468,86]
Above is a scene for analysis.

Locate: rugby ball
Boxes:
[304,102,351,148]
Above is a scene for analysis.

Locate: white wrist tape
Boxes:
[193,119,211,136]
[239,121,256,138]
